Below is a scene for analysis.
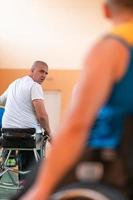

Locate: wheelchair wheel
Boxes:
[50,182,127,200]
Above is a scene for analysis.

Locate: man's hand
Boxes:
[44,130,52,143]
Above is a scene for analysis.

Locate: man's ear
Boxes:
[103,3,112,19]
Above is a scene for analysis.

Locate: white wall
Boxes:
[44,91,61,135]
[0,0,111,69]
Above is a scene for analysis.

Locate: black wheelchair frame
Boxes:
[0,128,49,190]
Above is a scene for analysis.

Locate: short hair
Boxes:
[31,60,48,71]
[107,0,133,10]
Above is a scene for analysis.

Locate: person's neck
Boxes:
[29,74,35,82]
[112,11,133,25]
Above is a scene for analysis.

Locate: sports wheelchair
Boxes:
[50,116,133,200]
[0,127,48,190]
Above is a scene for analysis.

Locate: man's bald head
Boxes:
[31,61,48,72]
[30,61,48,84]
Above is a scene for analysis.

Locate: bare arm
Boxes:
[21,38,129,200]
[32,99,52,138]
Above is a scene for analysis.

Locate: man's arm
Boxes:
[32,99,51,138]
[20,38,129,200]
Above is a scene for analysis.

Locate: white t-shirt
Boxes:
[2,76,44,133]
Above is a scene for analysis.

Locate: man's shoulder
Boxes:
[20,76,35,85]
[11,76,26,84]
[32,82,43,94]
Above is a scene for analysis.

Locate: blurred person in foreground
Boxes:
[17,0,133,199]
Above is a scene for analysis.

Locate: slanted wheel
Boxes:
[50,182,128,200]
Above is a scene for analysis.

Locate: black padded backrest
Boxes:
[1,128,36,148]
[1,128,36,139]
[2,128,35,134]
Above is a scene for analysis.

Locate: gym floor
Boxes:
[0,150,17,200]
[0,173,17,200]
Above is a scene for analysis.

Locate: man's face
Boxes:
[32,64,48,84]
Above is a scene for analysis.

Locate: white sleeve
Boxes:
[0,89,9,105]
[31,83,44,101]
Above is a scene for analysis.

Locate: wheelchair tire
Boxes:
[50,182,128,200]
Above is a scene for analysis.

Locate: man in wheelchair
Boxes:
[0,61,52,186]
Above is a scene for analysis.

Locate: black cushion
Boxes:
[2,128,35,134]
[1,128,36,148]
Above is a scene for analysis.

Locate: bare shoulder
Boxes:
[84,37,130,81]
[86,37,129,62]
